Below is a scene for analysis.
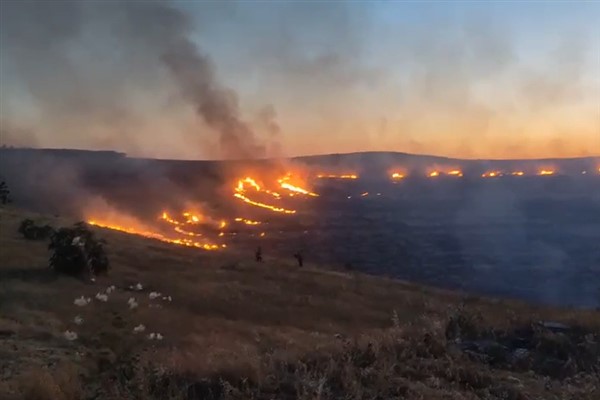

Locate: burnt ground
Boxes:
[227,176,600,308]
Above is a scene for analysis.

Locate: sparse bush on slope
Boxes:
[18,218,55,240]
[49,222,109,278]
[0,180,11,204]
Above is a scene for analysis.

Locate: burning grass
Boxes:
[1,206,600,399]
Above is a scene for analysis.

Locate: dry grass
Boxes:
[1,206,599,399]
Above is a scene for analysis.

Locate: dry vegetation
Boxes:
[1,206,599,400]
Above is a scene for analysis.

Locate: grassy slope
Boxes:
[1,206,599,399]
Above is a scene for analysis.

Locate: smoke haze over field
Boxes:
[1,1,599,159]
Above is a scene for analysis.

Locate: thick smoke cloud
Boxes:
[0,0,271,160]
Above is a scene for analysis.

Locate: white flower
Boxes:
[95,293,108,302]
[162,296,172,302]
[128,297,138,309]
[133,324,146,333]
[149,291,162,300]
[128,283,143,291]
[148,332,163,340]
[74,296,91,306]
[64,330,78,341]
[74,316,84,325]
[106,285,116,294]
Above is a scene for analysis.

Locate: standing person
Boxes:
[293,252,303,267]
[255,246,263,262]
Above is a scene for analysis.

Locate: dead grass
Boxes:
[1,206,599,399]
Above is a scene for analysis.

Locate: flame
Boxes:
[278,174,319,197]
[234,192,296,214]
[391,172,405,179]
[428,171,440,178]
[511,171,524,176]
[447,170,463,177]
[234,217,261,225]
[87,220,221,251]
[482,171,502,178]
[538,169,555,176]
[360,192,369,197]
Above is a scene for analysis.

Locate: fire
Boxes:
[360,192,369,197]
[87,219,222,251]
[482,171,502,178]
[538,169,555,176]
[511,171,525,176]
[428,171,440,178]
[447,170,463,177]
[234,217,261,225]
[316,173,358,179]
[391,172,405,179]
[278,174,318,197]
[234,192,296,214]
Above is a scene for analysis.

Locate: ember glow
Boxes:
[278,174,318,197]
[428,171,440,178]
[447,170,463,177]
[511,171,525,176]
[538,169,555,176]
[234,217,261,225]
[482,171,503,178]
[391,172,405,179]
[87,218,223,251]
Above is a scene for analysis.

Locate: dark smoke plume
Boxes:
[0,0,271,160]
[161,39,265,159]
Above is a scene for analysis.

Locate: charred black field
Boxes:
[2,148,600,308]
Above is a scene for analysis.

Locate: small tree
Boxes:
[49,222,109,278]
[18,218,55,240]
[0,181,10,204]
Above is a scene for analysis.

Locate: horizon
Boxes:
[2,145,599,163]
[1,1,599,160]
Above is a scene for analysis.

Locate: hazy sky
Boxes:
[1,0,599,160]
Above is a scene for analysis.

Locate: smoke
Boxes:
[0,0,273,160]
[1,1,598,159]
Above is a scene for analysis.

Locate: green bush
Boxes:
[49,222,109,277]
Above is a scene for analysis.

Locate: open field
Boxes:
[1,206,599,399]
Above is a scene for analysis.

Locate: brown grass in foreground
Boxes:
[1,206,599,399]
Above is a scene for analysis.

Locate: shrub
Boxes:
[18,219,55,240]
[49,222,109,277]
[0,180,11,204]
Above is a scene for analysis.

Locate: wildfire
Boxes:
[87,219,222,251]
[278,175,318,197]
[428,171,440,178]
[511,171,525,176]
[234,217,261,225]
[482,171,502,178]
[538,169,555,176]
[447,170,463,177]
[360,192,369,197]
[391,172,405,179]
[234,192,296,214]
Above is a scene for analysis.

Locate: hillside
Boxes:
[1,206,599,399]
